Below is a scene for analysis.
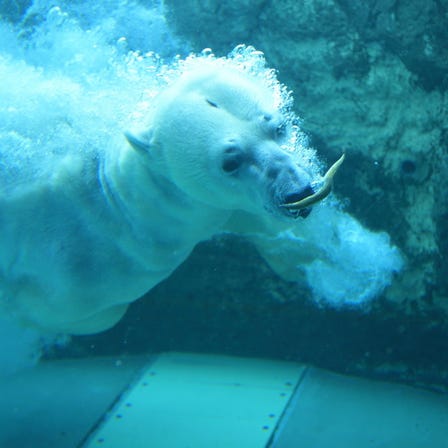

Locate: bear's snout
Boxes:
[283,186,314,218]
[263,150,315,219]
[284,186,315,205]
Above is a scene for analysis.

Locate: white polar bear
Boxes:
[0,59,401,335]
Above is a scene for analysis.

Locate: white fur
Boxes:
[1,62,403,335]
[0,64,315,334]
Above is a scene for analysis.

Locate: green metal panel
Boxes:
[85,352,306,448]
[272,367,448,448]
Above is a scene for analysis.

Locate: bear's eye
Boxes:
[221,146,244,174]
[206,99,219,108]
[262,113,288,140]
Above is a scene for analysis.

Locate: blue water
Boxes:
[0,0,404,374]
[1,2,448,448]
[0,0,441,396]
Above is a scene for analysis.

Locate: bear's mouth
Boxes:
[281,153,345,217]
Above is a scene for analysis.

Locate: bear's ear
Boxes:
[124,129,153,155]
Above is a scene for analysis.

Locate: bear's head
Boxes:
[126,64,320,220]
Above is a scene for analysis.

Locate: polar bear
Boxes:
[0,60,397,335]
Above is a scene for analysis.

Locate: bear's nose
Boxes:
[284,186,314,218]
[284,185,315,205]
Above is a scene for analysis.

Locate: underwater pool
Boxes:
[1,1,447,447]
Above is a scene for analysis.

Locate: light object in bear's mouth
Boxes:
[282,153,346,212]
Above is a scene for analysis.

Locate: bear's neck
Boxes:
[101,143,231,268]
